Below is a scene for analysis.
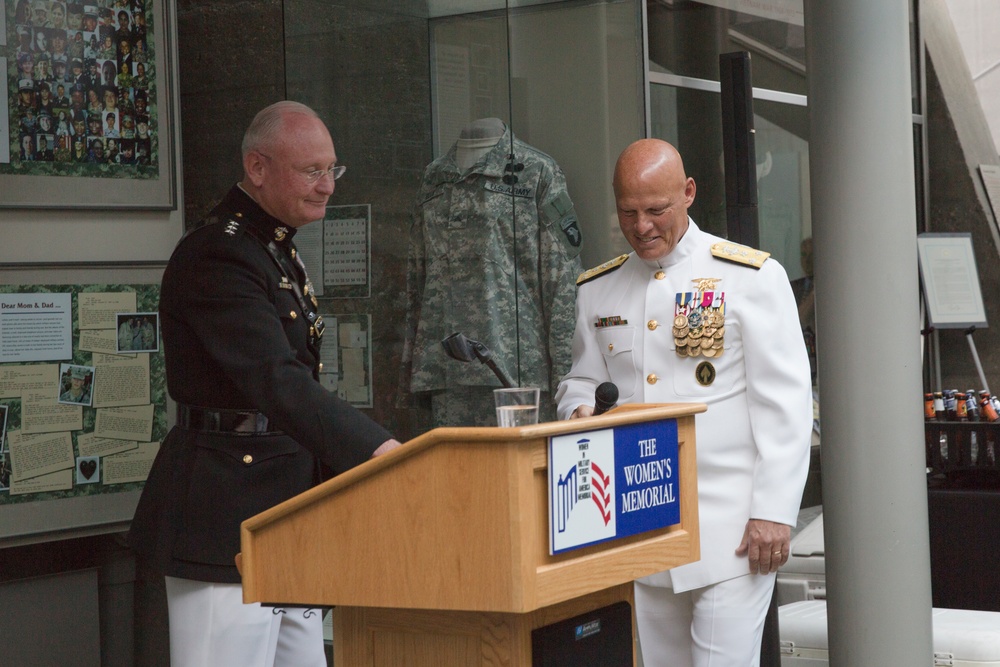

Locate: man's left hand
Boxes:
[735,519,791,575]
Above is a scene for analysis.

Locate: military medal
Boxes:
[674,279,726,358]
[672,315,689,338]
[696,361,716,386]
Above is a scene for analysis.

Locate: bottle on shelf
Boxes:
[980,391,999,464]
[945,390,958,421]
[957,392,969,421]
[934,391,946,421]
[966,390,981,422]
[980,391,999,422]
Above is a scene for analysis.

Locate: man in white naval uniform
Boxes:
[555,139,812,666]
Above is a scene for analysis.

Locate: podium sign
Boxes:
[548,418,680,554]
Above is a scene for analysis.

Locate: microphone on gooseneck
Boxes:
[593,382,619,416]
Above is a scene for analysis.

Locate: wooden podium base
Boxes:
[333,583,635,667]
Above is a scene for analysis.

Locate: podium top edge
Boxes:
[241,403,705,534]
[495,402,707,438]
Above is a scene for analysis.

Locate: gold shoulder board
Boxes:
[577,253,630,286]
[710,241,770,269]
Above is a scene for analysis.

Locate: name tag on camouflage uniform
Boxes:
[673,279,726,359]
[484,181,535,198]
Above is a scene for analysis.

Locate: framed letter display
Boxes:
[917,233,988,329]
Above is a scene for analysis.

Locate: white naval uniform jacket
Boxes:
[555,220,812,592]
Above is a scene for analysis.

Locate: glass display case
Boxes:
[282,0,644,437]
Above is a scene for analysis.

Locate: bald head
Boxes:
[612,139,696,261]
[613,139,687,195]
[240,101,338,228]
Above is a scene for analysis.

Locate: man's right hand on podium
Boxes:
[371,438,403,457]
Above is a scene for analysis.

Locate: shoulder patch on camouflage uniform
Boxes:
[710,241,770,269]
[542,191,582,257]
[577,254,629,286]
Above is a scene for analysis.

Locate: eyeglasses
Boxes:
[257,151,346,184]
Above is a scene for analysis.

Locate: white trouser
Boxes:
[165,576,326,667]
[635,573,776,667]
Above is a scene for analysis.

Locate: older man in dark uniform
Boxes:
[128,101,401,667]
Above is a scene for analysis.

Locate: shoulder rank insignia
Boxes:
[577,253,630,286]
[223,220,240,236]
[710,241,770,269]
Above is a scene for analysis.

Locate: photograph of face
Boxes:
[102,86,117,111]
[87,137,104,162]
[118,138,134,163]
[34,28,49,54]
[104,110,119,137]
[66,3,83,29]
[20,134,35,160]
[101,58,116,85]
[51,29,68,55]
[50,2,67,29]
[36,133,54,159]
[87,113,101,137]
[31,0,49,27]
[58,364,95,406]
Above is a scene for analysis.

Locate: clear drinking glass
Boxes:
[494,387,540,427]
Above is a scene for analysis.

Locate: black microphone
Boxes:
[593,382,619,416]
[440,332,515,388]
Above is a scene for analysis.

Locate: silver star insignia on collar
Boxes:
[224,221,239,236]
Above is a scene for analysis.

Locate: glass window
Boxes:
[283,0,645,437]
[647,0,807,97]
[277,0,920,438]
[648,84,810,281]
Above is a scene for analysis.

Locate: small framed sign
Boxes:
[548,419,680,555]
[917,233,988,329]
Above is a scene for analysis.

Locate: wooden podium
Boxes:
[240,403,705,666]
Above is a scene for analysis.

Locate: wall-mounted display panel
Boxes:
[1,0,177,209]
[0,263,167,547]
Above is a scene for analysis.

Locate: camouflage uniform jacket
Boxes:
[403,126,582,397]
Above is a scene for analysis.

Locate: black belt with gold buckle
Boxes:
[176,404,282,435]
